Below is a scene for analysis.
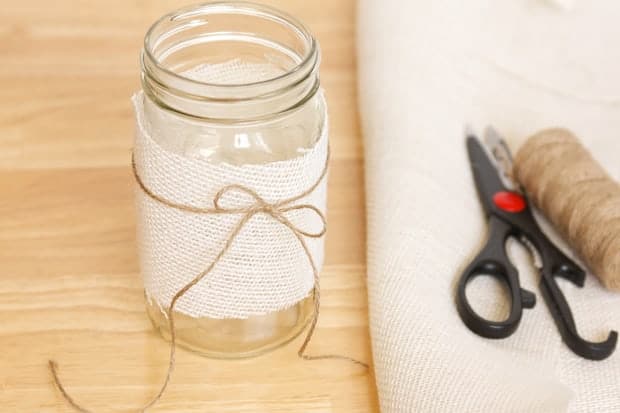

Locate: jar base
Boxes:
[146,294,315,359]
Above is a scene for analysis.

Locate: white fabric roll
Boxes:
[357,1,620,412]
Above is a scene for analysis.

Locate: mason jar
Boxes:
[137,1,324,358]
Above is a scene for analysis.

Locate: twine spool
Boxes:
[513,129,620,291]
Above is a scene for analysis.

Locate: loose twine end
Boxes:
[49,360,93,413]
[49,147,367,412]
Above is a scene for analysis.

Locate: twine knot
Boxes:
[213,183,327,239]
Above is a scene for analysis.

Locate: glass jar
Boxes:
[139,2,324,358]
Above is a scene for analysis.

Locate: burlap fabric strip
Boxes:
[132,92,327,319]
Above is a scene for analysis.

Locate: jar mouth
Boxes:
[141,1,320,112]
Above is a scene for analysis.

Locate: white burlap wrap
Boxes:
[133,93,327,319]
[358,1,620,411]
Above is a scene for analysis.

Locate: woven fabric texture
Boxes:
[357,1,620,412]
[133,93,327,319]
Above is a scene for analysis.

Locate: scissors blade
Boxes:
[484,127,519,192]
[466,133,510,215]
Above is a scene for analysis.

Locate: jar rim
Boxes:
[142,1,317,91]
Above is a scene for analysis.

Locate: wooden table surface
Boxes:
[0,1,378,412]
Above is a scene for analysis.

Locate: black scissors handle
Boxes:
[533,233,619,361]
[456,216,536,338]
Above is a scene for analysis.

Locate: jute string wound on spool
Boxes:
[48,146,367,413]
[513,128,620,292]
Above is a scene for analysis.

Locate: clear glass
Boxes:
[140,1,324,358]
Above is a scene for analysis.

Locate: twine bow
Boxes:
[49,147,366,413]
[212,182,328,240]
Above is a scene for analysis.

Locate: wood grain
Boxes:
[0,1,378,411]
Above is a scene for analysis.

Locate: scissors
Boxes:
[456,127,617,361]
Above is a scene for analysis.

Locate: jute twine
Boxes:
[48,147,367,412]
[514,128,620,291]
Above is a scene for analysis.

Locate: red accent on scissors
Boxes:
[493,191,526,213]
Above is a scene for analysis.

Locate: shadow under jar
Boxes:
[139,1,324,358]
